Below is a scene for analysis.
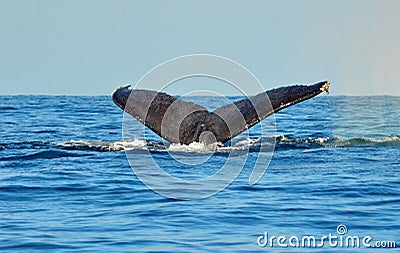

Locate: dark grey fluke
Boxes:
[112,81,330,144]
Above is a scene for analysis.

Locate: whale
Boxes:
[112,81,330,145]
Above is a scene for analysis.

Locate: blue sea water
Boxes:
[0,95,399,252]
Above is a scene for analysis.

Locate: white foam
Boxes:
[234,138,261,147]
[370,136,400,143]
[57,139,147,151]
[117,139,147,150]
[167,142,219,153]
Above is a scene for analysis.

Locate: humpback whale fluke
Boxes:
[112,81,330,145]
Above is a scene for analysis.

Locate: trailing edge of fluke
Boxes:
[112,81,330,145]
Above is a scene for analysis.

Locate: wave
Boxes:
[57,139,147,152]
[0,150,91,161]
[274,135,400,149]
[55,135,400,153]
[1,135,399,158]
[0,141,50,150]
[57,138,272,153]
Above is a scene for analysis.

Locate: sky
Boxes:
[0,0,399,96]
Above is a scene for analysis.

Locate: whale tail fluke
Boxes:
[112,81,330,144]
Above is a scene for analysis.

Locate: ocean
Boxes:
[0,95,399,252]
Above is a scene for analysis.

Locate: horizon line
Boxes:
[0,93,399,97]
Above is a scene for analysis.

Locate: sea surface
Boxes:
[0,95,399,252]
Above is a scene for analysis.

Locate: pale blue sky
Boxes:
[0,0,399,95]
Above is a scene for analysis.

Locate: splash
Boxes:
[167,142,221,153]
